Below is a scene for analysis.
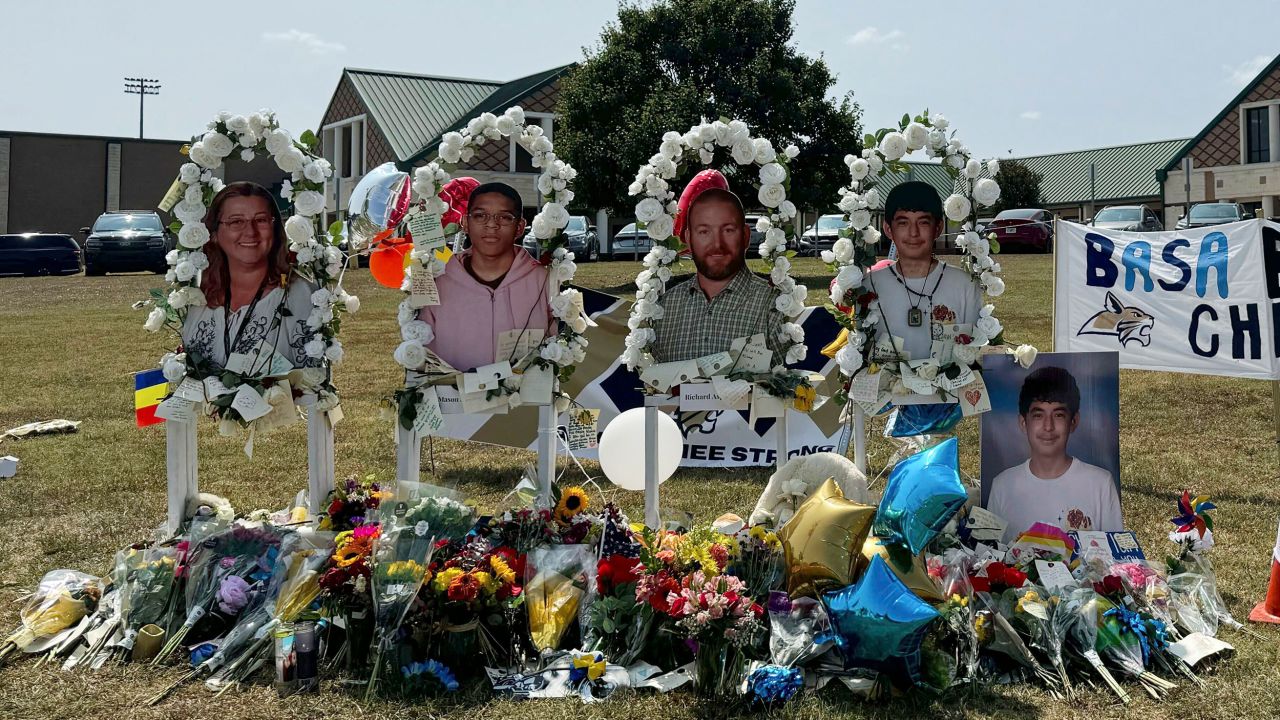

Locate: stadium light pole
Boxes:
[123,77,161,139]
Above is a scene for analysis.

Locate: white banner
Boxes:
[438,285,849,467]
[1053,219,1280,379]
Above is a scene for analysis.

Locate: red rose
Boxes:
[956,334,973,345]
[709,544,729,571]
[327,499,344,516]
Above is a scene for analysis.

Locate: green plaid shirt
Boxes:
[650,267,785,363]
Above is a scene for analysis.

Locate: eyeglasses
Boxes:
[467,210,520,227]
[219,215,273,232]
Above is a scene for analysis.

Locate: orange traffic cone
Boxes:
[1250,521,1280,624]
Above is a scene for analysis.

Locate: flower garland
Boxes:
[824,110,1024,403]
[622,118,808,376]
[139,110,357,430]
[392,106,585,418]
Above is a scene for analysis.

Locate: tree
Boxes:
[991,159,1043,213]
[556,0,862,219]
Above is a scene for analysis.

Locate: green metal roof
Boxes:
[402,63,574,168]
[343,68,503,163]
[880,137,1189,208]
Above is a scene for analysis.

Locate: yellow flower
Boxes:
[555,486,589,524]
[432,567,464,594]
[793,384,816,412]
[473,570,498,595]
[334,530,353,549]
[490,556,516,585]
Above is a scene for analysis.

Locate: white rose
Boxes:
[774,293,800,315]
[174,260,196,282]
[904,122,929,151]
[943,194,972,222]
[539,202,571,230]
[832,237,854,263]
[275,146,306,174]
[987,158,1001,176]
[864,188,881,208]
[973,178,1001,207]
[779,200,797,219]
[785,344,807,364]
[397,300,416,325]
[964,158,982,179]
[867,155,884,174]
[698,148,714,164]
[975,314,1002,339]
[302,162,326,183]
[835,264,863,291]
[953,343,981,366]
[440,144,462,164]
[144,307,167,332]
[167,288,189,309]
[784,144,800,159]
[293,190,324,218]
[284,215,313,245]
[179,163,201,184]
[297,337,322,360]
[984,274,1006,297]
[265,128,292,156]
[178,223,210,249]
[849,158,869,180]
[295,246,316,264]
[879,132,908,161]
[835,344,863,375]
[759,162,787,186]
[928,129,947,150]
[820,250,836,264]
[849,209,872,230]
[916,362,940,381]
[394,340,426,369]
[634,194,665,222]
[324,341,345,364]
[188,143,220,170]
[753,137,777,164]
[401,320,434,344]
[730,138,756,165]
[861,227,881,246]
[644,214,674,241]
[712,120,732,146]
[757,183,786,208]
[201,131,236,158]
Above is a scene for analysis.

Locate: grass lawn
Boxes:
[1,254,1279,719]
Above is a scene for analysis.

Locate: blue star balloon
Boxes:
[820,554,940,685]
[873,437,966,555]
[885,403,963,437]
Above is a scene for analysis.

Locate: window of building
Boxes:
[508,112,554,174]
[1246,106,1270,164]
[321,115,367,180]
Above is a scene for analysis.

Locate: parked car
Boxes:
[975,216,996,237]
[985,208,1054,252]
[0,233,81,276]
[1090,205,1163,232]
[798,214,848,256]
[82,211,173,275]
[610,222,653,259]
[1175,202,1249,230]
[523,215,599,261]
[742,213,767,256]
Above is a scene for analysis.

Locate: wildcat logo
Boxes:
[1077,291,1154,347]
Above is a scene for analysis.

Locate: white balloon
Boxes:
[598,408,681,491]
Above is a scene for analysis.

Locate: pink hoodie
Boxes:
[417,248,553,371]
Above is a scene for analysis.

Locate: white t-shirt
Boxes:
[866,261,981,361]
[181,279,316,369]
[986,457,1123,542]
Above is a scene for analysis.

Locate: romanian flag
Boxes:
[135,368,168,427]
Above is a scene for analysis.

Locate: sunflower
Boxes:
[489,555,517,586]
[555,486,590,524]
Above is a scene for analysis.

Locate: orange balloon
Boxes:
[370,242,412,288]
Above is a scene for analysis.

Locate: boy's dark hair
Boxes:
[883,180,943,223]
[1018,366,1081,417]
[468,182,523,217]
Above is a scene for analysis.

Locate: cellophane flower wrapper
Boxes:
[115,545,178,655]
[1095,597,1148,679]
[936,561,980,685]
[1060,587,1130,702]
[526,544,596,653]
[1167,572,1219,637]
[366,513,437,698]
[766,592,831,667]
[1168,548,1245,632]
[2,570,101,653]
[1003,585,1070,690]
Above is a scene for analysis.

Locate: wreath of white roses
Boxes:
[621,118,808,376]
[391,106,586,419]
[825,110,1015,404]
[140,109,357,429]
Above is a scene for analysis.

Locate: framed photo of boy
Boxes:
[979,351,1122,541]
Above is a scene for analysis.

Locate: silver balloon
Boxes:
[346,162,410,251]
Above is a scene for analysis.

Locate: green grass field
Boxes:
[1,255,1278,719]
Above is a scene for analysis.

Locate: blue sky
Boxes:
[1,1,1272,158]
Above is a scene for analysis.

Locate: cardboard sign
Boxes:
[850,370,882,404]
[412,387,445,436]
[870,334,906,364]
[1035,560,1078,593]
[965,505,1007,543]
[748,385,785,425]
[639,360,698,392]
[679,382,749,411]
[497,329,543,364]
[230,384,273,422]
[460,361,513,394]
[1071,530,1145,564]
[408,211,447,250]
[409,266,440,309]
[566,408,599,450]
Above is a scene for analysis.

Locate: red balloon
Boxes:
[387,176,412,227]
[370,242,412,289]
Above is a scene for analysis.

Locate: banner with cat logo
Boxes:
[436,284,851,467]
[1053,219,1280,379]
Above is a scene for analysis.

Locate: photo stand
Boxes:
[163,394,336,534]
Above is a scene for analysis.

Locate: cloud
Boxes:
[1224,54,1271,86]
[847,27,904,47]
[262,29,346,55]
[1020,110,1041,121]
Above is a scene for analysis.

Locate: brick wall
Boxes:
[1188,64,1280,169]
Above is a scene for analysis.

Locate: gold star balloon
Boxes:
[778,478,876,597]
[856,533,943,603]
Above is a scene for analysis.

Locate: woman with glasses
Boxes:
[181,181,318,371]
[417,182,553,372]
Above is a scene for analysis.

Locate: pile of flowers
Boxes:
[393,106,588,417]
[139,110,358,430]
[621,117,809,378]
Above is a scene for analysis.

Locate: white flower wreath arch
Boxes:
[621,118,809,376]
[825,111,1025,403]
[391,106,587,420]
[139,109,356,431]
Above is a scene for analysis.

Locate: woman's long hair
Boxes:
[199,181,291,307]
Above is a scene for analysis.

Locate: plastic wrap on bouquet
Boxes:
[873,437,966,555]
[366,508,438,699]
[0,570,102,664]
[527,545,596,653]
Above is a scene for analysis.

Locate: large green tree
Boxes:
[556,0,862,219]
[991,159,1043,214]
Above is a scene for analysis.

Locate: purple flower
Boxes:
[217,575,252,615]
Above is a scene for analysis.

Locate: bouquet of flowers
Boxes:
[725,525,785,601]
[418,537,525,673]
[319,474,387,531]
[664,570,765,698]
[320,523,379,673]
[101,544,177,664]
[1094,595,1177,699]
[366,499,441,700]
[766,592,831,668]
[526,544,596,653]
[0,570,102,665]
[1058,587,1130,703]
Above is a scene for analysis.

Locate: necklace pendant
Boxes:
[907,307,923,327]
